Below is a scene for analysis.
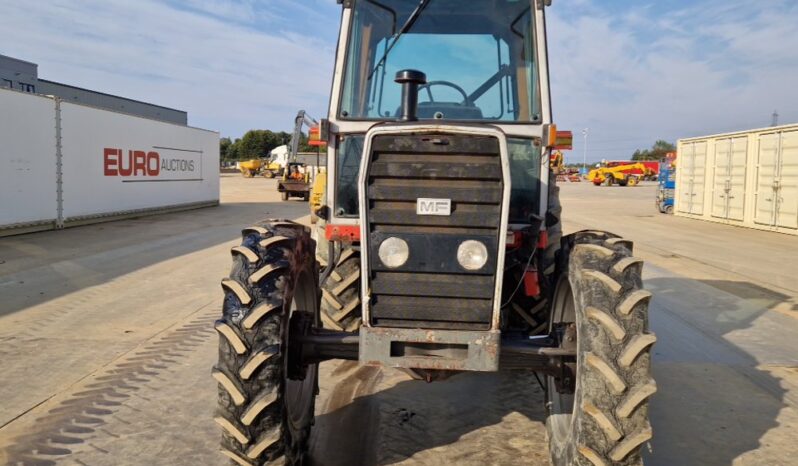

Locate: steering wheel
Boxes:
[419,80,471,105]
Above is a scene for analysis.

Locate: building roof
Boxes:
[38,79,186,114]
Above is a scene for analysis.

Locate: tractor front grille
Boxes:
[365,133,503,330]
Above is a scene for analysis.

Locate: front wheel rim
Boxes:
[546,274,578,442]
[284,269,318,436]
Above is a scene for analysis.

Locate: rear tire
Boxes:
[263,171,275,179]
[281,191,289,201]
[214,221,318,465]
[546,231,656,466]
[320,246,362,332]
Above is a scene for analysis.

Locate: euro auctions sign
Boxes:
[103,146,203,181]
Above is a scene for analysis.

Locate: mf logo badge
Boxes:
[417,198,452,216]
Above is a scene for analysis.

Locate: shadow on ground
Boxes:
[311,367,547,466]
[643,277,789,466]
[0,199,305,318]
[311,277,793,466]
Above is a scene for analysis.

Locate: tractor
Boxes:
[213,1,656,465]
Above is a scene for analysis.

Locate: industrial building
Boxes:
[676,123,798,236]
[0,53,187,125]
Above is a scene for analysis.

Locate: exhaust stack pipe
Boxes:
[395,69,427,122]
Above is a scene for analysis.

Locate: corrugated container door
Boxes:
[728,137,748,221]
[755,133,779,226]
[691,142,707,215]
[711,139,731,218]
[678,143,695,214]
[777,130,798,229]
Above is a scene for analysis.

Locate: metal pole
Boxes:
[582,128,589,174]
[54,98,64,229]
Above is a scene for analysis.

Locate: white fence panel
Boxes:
[59,102,219,219]
[0,89,57,228]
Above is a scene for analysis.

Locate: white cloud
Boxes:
[2,0,796,154]
[0,0,337,137]
[547,0,798,162]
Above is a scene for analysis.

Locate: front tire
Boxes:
[213,221,318,465]
[547,231,656,466]
[320,246,362,332]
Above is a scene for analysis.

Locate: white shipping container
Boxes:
[0,87,219,236]
[676,123,798,236]
[0,89,58,232]
[60,102,219,221]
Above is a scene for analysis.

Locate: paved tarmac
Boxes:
[1,175,796,465]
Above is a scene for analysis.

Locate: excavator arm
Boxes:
[290,110,319,163]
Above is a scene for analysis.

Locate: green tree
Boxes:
[227,138,242,160]
[632,140,676,161]
[219,137,233,161]
[222,128,324,161]
[238,130,272,159]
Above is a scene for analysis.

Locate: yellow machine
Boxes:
[549,150,565,174]
[238,158,282,178]
[278,162,311,201]
[588,162,653,186]
[309,169,326,224]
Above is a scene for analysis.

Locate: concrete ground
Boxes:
[0,174,797,465]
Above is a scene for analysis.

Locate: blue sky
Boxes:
[2,0,797,162]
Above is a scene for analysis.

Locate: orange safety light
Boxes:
[308,126,327,147]
[553,131,573,150]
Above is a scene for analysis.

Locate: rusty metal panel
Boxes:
[359,326,500,372]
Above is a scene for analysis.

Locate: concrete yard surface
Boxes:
[1,175,797,465]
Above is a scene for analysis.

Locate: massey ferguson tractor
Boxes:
[212,1,656,465]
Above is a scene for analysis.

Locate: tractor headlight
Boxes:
[457,240,488,271]
[378,237,409,268]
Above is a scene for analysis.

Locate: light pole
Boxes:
[582,128,589,174]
